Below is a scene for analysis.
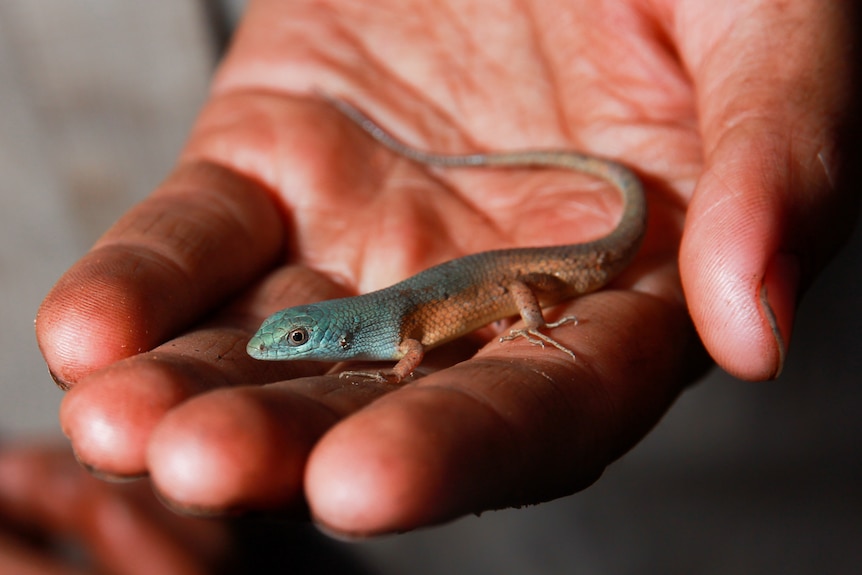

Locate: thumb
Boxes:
[678,0,857,380]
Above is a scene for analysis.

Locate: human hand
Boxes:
[36,0,854,536]
[0,440,230,575]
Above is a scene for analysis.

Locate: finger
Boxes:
[0,532,89,575]
[144,248,688,519]
[59,266,348,478]
[35,160,284,389]
[677,0,856,380]
[0,446,91,575]
[0,443,92,531]
[305,277,704,536]
[146,375,396,514]
[0,442,230,575]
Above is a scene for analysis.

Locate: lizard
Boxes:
[246,96,647,383]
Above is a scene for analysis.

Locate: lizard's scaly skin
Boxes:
[247,97,647,381]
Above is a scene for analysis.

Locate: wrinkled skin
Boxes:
[35,0,856,537]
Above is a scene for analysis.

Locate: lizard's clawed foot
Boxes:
[500,316,579,361]
[338,369,404,384]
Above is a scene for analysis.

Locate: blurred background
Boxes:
[1,1,860,573]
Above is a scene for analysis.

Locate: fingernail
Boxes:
[817,144,839,189]
[48,368,73,391]
[72,448,147,483]
[311,517,366,542]
[760,253,800,379]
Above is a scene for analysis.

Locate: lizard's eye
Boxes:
[286,327,309,346]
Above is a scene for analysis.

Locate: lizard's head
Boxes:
[247,304,340,361]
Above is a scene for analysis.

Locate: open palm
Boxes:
[36,0,852,536]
